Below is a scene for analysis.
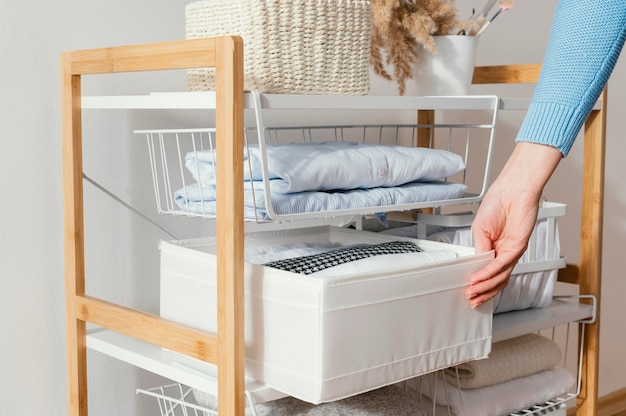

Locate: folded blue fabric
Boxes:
[185,142,465,193]
[174,180,467,220]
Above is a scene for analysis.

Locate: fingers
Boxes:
[465,252,518,308]
[472,226,494,254]
[468,246,519,285]
[468,278,509,309]
[466,267,512,308]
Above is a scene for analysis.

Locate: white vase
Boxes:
[370,35,479,96]
[406,35,479,96]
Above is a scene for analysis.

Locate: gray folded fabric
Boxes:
[193,384,427,416]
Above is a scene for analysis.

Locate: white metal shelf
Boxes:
[82,91,501,111]
[83,92,604,111]
[108,91,499,223]
[492,298,594,343]
[86,327,288,405]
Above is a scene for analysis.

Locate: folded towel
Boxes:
[443,333,562,389]
[420,367,575,416]
[185,141,465,193]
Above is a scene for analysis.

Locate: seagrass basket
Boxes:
[185,0,372,95]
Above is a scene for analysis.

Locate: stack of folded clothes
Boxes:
[175,141,468,219]
[419,333,575,416]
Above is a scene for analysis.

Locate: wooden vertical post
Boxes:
[418,109,436,216]
[61,52,88,416]
[215,36,246,416]
[61,37,245,415]
[576,88,606,416]
[417,109,435,148]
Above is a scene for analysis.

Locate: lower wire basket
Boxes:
[138,382,576,416]
[137,383,216,416]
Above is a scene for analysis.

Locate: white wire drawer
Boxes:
[137,93,499,223]
[379,200,568,314]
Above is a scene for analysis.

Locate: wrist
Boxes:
[493,142,562,200]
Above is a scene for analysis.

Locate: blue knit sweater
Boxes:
[515,0,626,156]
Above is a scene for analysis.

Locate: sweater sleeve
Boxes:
[515,0,626,156]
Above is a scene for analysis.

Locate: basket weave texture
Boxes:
[185,0,372,95]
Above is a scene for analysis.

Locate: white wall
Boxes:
[0,1,624,414]
[0,2,189,414]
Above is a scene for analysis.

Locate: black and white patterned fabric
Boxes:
[264,241,422,275]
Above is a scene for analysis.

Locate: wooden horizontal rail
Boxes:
[75,295,218,362]
[472,64,542,84]
[65,38,219,75]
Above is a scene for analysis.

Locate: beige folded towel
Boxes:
[443,333,561,389]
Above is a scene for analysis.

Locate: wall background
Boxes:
[1,1,623,414]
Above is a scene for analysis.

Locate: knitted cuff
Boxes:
[515,100,588,157]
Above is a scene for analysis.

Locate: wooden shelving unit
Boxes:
[61,39,605,415]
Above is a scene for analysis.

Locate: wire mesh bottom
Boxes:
[137,383,216,416]
[508,393,575,415]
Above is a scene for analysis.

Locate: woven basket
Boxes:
[185,0,372,95]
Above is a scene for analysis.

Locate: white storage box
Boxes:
[160,226,493,404]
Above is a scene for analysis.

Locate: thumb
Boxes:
[472,225,494,254]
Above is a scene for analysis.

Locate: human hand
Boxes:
[464,142,562,308]
[465,183,540,308]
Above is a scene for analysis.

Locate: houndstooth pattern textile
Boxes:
[264,241,422,275]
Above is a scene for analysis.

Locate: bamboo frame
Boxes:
[471,64,606,416]
[61,37,245,415]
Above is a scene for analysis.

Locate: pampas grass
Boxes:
[371,0,471,95]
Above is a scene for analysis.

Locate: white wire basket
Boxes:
[137,94,499,224]
[414,374,575,416]
[138,382,574,416]
[409,309,596,416]
[137,307,598,415]
[138,301,597,415]
[376,200,567,315]
[137,383,216,416]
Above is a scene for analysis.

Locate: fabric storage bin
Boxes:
[159,226,493,404]
[185,0,372,95]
